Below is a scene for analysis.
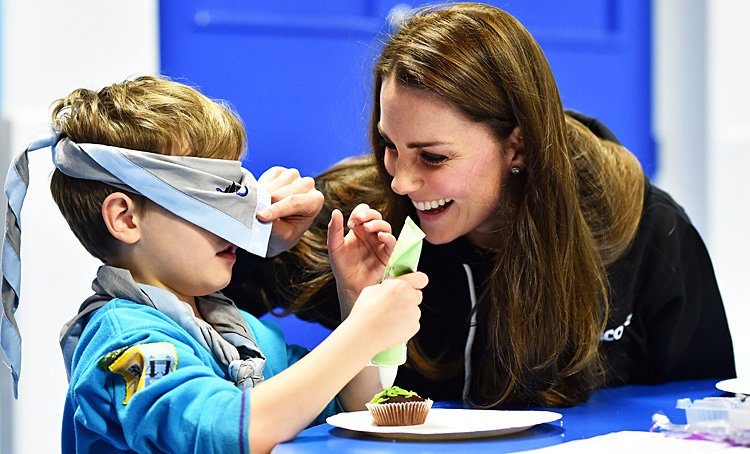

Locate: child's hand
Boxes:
[348,272,428,350]
[327,204,397,317]
[256,167,324,257]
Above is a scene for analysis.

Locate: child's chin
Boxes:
[202,274,232,295]
[215,276,232,292]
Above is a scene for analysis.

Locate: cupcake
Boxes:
[365,386,433,426]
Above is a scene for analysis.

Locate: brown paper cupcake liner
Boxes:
[366,400,434,426]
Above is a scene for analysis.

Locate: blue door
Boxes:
[160,0,653,347]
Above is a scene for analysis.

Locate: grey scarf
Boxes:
[60,266,265,389]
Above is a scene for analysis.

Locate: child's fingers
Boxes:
[257,166,301,193]
[257,189,324,223]
[394,271,429,291]
[257,166,286,184]
[269,176,317,202]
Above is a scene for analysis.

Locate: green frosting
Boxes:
[369,386,420,404]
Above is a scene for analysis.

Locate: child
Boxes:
[0,76,427,454]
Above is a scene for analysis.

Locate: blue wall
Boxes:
[160,0,654,177]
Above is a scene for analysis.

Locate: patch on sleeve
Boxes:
[98,342,178,404]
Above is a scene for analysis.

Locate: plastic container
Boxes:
[676,397,741,429]
[729,400,750,431]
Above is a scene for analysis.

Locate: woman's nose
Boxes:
[390,163,422,195]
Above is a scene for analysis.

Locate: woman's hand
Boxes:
[256,167,324,257]
[327,204,397,318]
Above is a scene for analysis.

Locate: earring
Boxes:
[511,167,521,175]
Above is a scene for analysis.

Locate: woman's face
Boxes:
[379,76,519,247]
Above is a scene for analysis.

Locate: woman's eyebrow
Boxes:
[406,141,448,149]
[377,123,450,149]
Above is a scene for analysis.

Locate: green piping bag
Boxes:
[371,216,425,389]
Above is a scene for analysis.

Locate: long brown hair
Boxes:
[288,3,644,408]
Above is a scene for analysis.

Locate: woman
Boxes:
[226,3,735,408]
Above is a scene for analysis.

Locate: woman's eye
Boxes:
[382,141,396,153]
[420,152,447,165]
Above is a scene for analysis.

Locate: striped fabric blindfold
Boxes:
[0,127,271,397]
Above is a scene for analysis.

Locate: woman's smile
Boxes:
[411,197,453,213]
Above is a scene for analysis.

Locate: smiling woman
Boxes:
[226,2,736,409]
[379,76,515,249]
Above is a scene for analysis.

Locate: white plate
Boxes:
[326,408,562,440]
[716,378,750,396]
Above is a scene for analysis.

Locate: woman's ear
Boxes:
[505,126,526,169]
[102,192,141,245]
